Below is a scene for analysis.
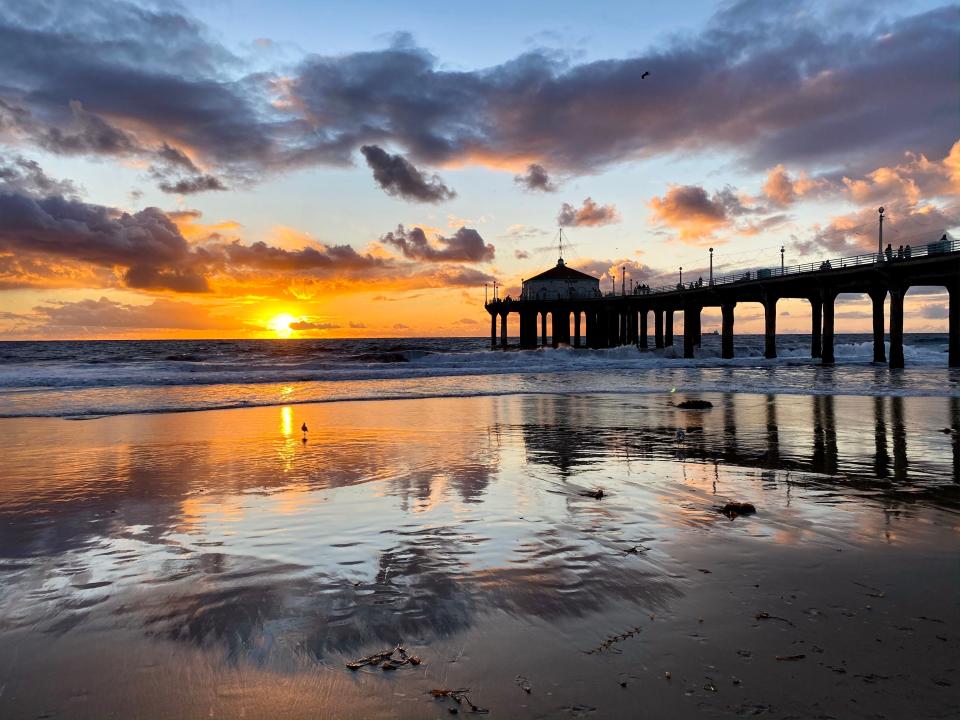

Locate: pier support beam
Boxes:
[490,314,497,349]
[763,295,778,359]
[950,284,960,368]
[870,289,887,364]
[654,310,664,349]
[889,287,905,369]
[574,311,582,348]
[683,306,699,359]
[559,310,571,346]
[665,310,674,347]
[500,312,508,349]
[821,290,836,365]
[519,312,532,349]
[809,298,822,359]
[639,310,648,349]
[721,303,736,359]
[541,312,547,347]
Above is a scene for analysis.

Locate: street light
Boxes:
[878,206,885,259]
[621,266,626,296]
[709,248,714,285]
[679,266,683,286]
[780,245,785,274]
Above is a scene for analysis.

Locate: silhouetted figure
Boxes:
[884,243,893,261]
[897,245,904,259]
[904,245,911,259]
[675,429,685,445]
[301,422,308,443]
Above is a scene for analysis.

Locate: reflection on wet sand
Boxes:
[0,393,959,719]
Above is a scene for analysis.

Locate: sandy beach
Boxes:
[0,392,958,719]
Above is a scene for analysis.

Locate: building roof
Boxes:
[524,259,599,283]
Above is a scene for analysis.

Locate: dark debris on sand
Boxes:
[675,400,714,410]
[431,688,489,714]
[346,644,422,671]
[720,502,756,519]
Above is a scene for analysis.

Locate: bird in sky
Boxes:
[641,71,650,79]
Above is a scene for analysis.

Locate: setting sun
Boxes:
[267,313,296,338]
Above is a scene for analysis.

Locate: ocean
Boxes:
[0,333,958,418]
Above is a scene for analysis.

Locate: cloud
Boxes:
[348,321,366,328]
[920,303,949,320]
[31,296,244,331]
[157,174,227,195]
[557,197,620,227]
[568,258,655,286]
[360,145,455,202]
[514,249,530,259]
[798,200,959,255]
[0,158,493,295]
[289,320,341,330]
[514,164,557,192]
[454,317,478,325]
[0,153,78,197]
[0,1,953,187]
[393,322,409,329]
[842,141,960,206]
[647,185,739,241]
[380,225,494,262]
[0,191,211,292]
[762,164,831,206]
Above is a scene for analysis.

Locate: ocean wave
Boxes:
[0,335,957,418]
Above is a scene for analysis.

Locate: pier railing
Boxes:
[635,237,960,295]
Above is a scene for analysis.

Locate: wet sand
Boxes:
[0,392,958,719]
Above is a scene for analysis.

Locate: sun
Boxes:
[267,313,296,338]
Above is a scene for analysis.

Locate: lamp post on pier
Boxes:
[878,206,884,259]
[679,266,683,286]
[709,248,714,285]
[780,245,785,274]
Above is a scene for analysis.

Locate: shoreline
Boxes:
[4,372,960,421]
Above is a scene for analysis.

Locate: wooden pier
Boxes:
[485,238,960,368]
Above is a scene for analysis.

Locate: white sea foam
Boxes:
[0,335,956,417]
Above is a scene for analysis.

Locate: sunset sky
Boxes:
[0,0,957,339]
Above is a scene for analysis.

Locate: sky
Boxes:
[0,0,957,339]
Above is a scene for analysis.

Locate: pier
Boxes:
[485,236,960,368]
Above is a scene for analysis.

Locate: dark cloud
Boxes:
[0,191,210,292]
[0,158,497,295]
[157,174,227,194]
[381,225,494,262]
[514,164,557,192]
[0,1,952,186]
[360,145,455,203]
[224,240,385,272]
[557,197,620,227]
[0,153,78,197]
